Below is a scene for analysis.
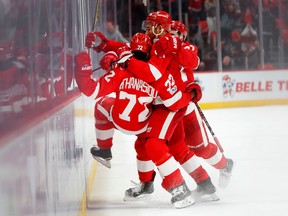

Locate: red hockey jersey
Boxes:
[74,52,192,135]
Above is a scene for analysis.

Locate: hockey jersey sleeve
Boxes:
[126,49,177,83]
[86,31,127,53]
[101,39,127,53]
[93,68,125,100]
[74,52,97,97]
[74,52,123,100]
[154,72,192,111]
[126,57,163,83]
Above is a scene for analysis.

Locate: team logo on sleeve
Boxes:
[81,64,92,70]
[169,85,177,94]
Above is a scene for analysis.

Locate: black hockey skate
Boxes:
[192,177,220,202]
[169,182,195,209]
[124,172,156,201]
[90,146,112,168]
[219,158,234,188]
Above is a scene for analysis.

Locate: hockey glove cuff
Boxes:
[154,35,181,56]
[99,51,118,71]
[116,46,132,69]
[186,82,202,103]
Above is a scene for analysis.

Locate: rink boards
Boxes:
[0,94,96,216]
[196,69,288,108]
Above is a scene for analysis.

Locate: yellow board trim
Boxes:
[87,160,98,199]
[74,108,94,117]
[78,192,86,216]
[78,160,98,216]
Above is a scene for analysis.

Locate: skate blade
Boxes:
[92,156,111,168]
[192,190,220,202]
[173,195,195,209]
[123,193,153,202]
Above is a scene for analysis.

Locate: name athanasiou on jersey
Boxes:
[119,77,158,99]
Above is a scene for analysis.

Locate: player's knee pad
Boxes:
[94,96,115,120]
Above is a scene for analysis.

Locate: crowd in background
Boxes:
[0,0,75,123]
[113,0,288,71]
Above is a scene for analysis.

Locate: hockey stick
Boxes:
[195,103,224,153]
[92,0,101,31]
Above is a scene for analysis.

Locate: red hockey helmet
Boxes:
[130,33,152,54]
[171,20,187,42]
[146,10,172,31]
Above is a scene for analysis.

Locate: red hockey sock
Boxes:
[190,166,209,184]
[161,169,184,191]
[138,170,155,183]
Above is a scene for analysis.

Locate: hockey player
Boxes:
[123,17,233,194]
[126,18,234,194]
[75,33,196,208]
[169,20,234,189]
[112,11,220,201]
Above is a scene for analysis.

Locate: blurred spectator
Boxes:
[197,61,206,71]
[261,4,277,63]
[0,0,29,118]
[188,0,206,36]
[170,0,189,20]
[220,30,245,71]
[222,56,233,70]
[132,0,148,34]
[221,3,242,41]
[221,40,235,70]
[204,0,216,45]
[105,21,129,43]
[116,0,127,35]
[46,32,73,97]
[221,0,240,14]
[241,22,260,69]
[282,28,288,57]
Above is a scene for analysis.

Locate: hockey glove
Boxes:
[154,35,181,56]
[186,82,202,103]
[99,51,118,71]
[116,46,132,69]
[85,31,108,53]
[74,52,92,76]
